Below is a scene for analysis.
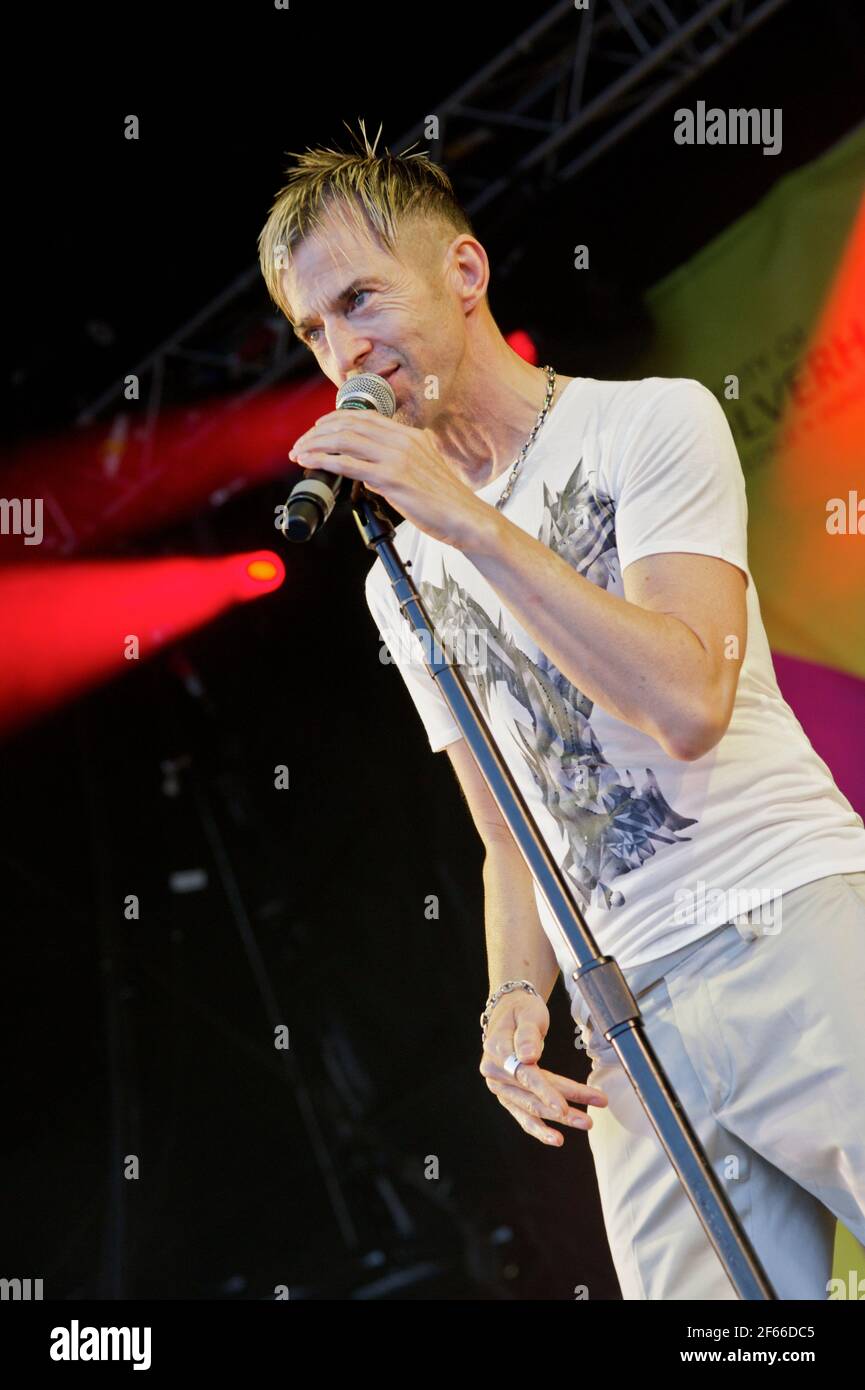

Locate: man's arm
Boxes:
[458,518,746,762]
[450,382,749,764]
[445,737,608,1145]
[444,737,560,1002]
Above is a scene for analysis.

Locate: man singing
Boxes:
[257,120,865,1299]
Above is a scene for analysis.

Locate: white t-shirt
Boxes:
[365,375,865,1004]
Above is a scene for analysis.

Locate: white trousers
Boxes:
[572,870,865,1299]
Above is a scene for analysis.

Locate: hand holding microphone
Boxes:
[278,372,397,543]
[285,374,493,549]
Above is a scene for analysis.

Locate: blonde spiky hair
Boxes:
[257,118,476,327]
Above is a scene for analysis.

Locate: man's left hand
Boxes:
[289,410,493,550]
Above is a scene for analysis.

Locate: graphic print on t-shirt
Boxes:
[417,457,698,912]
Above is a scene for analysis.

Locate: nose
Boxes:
[323,319,374,382]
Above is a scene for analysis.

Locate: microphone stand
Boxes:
[349,480,777,1301]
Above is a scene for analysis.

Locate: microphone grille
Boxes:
[335,372,397,417]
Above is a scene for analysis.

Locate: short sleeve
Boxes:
[606,378,750,588]
[364,558,463,753]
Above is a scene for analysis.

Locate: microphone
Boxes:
[278,371,397,543]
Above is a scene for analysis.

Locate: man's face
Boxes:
[281,215,463,426]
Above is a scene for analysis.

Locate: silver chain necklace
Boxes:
[494,364,557,511]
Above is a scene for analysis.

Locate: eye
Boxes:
[303,289,371,348]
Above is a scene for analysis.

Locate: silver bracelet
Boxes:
[480,979,540,1043]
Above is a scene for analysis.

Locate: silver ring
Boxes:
[504,1052,524,1078]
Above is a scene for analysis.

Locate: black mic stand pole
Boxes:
[349,481,776,1302]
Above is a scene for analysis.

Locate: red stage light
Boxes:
[234,550,284,599]
[247,558,279,583]
[506,328,539,365]
[0,550,286,738]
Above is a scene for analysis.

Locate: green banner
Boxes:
[633,122,865,679]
